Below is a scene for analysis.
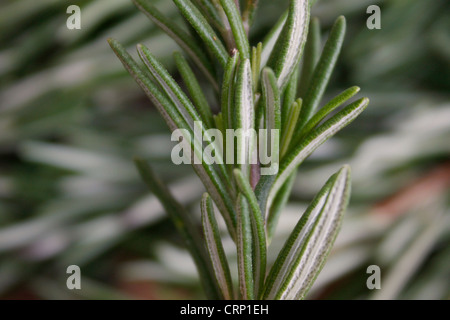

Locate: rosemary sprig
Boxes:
[111,0,369,300]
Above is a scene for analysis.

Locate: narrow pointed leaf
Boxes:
[281,65,300,128]
[235,59,255,178]
[222,51,239,131]
[173,0,229,67]
[193,0,224,30]
[297,86,360,141]
[280,99,302,159]
[267,0,309,90]
[234,169,267,297]
[263,165,351,300]
[209,0,236,51]
[298,17,321,97]
[137,44,201,129]
[262,68,281,133]
[131,0,218,91]
[260,67,281,179]
[134,159,221,300]
[266,172,297,243]
[214,112,225,135]
[261,11,288,68]
[266,97,369,213]
[236,194,254,300]
[297,16,346,129]
[220,0,250,60]
[201,193,234,300]
[251,43,262,92]
[174,51,214,128]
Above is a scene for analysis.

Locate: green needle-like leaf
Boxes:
[265,97,368,216]
[266,172,297,243]
[261,11,288,68]
[234,169,267,297]
[262,68,281,133]
[173,0,229,68]
[298,17,321,97]
[281,66,300,130]
[268,0,309,90]
[131,0,218,91]
[220,0,250,60]
[193,0,224,31]
[222,51,239,131]
[260,67,281,178]
[134,159,221,300]
[280,99,302,159]
[137,44,201,129]
[297,86,360,141]
[214,112,225,136]
[174,51,214,129]
[234,59,255,178]
[263,165,351,300]
[297,16,346,129]
[201,193,234,300]
[251,43,262,92]
[236,194,254,300]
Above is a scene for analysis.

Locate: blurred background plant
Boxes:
[0,0,448,300]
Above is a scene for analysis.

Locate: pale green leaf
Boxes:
[296,86,360,142]
[221,51,239,131]
[298,16,321,97]
[268,0,310,90]
[234,59,255,178]
[236,193,254,300]
[201,193,234,300]
[192,0,224,31]
[260,67,281,178]
[297,16,346,129]
[263,165,351,300]
[281,65,300,128]
[261,11,287,68]
[220,0,250,60]
[173,0,229,67]
[174,51,214,129]
[266,172,297,243]
[234,169,267,297]
[266,97,369,215]
[280,98,302,159]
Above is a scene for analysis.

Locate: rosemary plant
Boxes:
[109,0,369,300]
